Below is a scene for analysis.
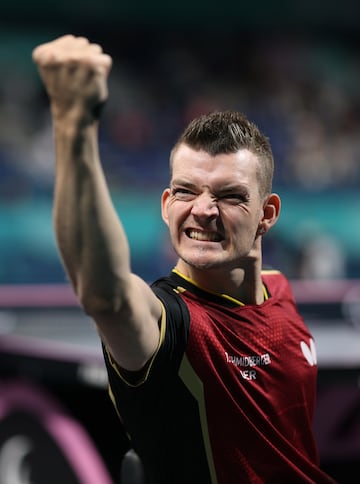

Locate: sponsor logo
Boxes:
[225,351,271,380]
[300,338,317,366]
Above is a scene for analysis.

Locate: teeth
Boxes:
[188,230,221,242]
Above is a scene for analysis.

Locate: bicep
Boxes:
[93,273,163,371]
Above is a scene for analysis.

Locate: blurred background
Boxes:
[0,0,359,482]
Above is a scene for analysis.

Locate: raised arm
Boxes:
[32,35,162,371]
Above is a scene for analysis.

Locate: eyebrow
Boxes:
[171,179,250,196]
[217,183,250,194]
[171,179,197,189]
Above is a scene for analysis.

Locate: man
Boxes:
[33,35,335,483]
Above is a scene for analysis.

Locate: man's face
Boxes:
[161,144,266,271]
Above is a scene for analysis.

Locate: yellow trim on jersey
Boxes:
[179,354,218,484]
[107,384,132,440]
[261,269,281,275]
[173,268,269,305]
[105,298,167,387]
[262,283,269,301]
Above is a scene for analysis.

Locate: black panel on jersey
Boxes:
[102,276,212,484]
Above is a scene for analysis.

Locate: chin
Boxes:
[181,255,225,271]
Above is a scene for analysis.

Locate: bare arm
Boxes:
[32,35,162,370]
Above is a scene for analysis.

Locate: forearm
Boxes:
[32,35,161,371]
[53,120,131,313]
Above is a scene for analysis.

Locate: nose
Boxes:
[191,193,219,218]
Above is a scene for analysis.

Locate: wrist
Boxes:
[53,115,99,157]
[50,100,104,131]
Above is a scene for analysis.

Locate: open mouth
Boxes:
[186,229,223,242]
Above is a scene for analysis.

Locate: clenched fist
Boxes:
[32,35,113,125]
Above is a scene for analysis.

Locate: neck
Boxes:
[174,258,265,305]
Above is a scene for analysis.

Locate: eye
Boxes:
[218,193,247,205]
[171,188,196,201]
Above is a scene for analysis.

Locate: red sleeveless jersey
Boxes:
[103,270,336,484]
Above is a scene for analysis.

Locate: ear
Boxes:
[258,193,281,236]
[161,188,171,226]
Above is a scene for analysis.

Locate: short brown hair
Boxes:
[170,110,274,198]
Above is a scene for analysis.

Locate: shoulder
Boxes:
[151,276,191,339]
[151,276,188,312]
[261,268,295,300]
